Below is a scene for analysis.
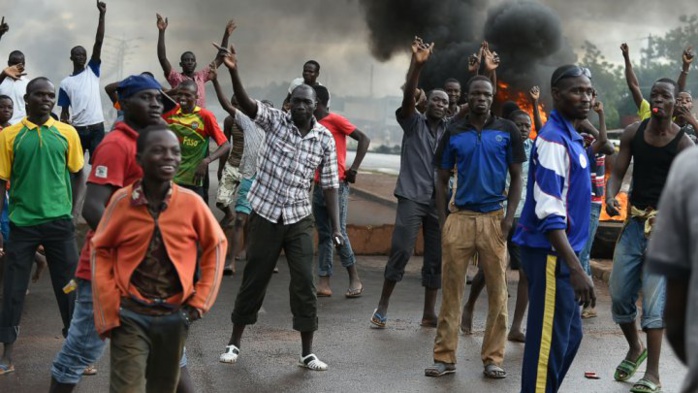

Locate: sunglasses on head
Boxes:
[552,66,592,86]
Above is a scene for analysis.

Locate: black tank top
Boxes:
[630,119,685,209]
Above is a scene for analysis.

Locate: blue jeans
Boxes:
[579,203,602,277]
[1,192,9,241]
[609,218,666,330]
[313,182,355,277]
[51,279,106,384]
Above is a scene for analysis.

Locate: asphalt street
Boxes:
[0,169,688,392]
[0,253,688,393]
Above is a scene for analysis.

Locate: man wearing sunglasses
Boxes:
[605,77,694,393]
[512,65,597,393]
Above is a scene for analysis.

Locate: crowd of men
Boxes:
[0,3,697,393]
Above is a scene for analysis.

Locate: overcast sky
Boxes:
[0,0,691,100]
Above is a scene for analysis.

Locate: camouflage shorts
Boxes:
[216,164,242,208]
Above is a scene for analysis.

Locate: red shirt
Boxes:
[315,113,356,182]
[75,122,143,280]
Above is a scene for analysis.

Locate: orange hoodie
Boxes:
[91,183,227,337]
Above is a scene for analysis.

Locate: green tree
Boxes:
[580,41,625,128]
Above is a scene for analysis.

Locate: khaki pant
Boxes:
[433,209,508,366]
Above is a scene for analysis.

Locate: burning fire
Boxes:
[496,81,546,140]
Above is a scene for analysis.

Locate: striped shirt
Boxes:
[513,110,591,253]
[234,112,264,179]
[226,116,245,167]
[249,101,338,224]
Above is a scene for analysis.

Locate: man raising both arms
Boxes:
[156,14,234,107]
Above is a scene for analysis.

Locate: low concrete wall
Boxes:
[346,224,424,256]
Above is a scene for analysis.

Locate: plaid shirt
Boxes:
[249,101,339,224]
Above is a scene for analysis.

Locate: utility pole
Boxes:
[641,34,654,69]
[369,63,374,98]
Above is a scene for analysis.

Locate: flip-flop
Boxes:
[0,363,15,376]
[630,377,662,393]
[370,308,387,328]
[345,285,363,298]
[614,348,648,382]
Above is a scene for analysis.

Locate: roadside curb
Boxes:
[350,186,397,208]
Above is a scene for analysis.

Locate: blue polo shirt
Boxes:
[513,110,591,253]
[436,114,526,212]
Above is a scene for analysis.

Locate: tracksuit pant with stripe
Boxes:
[520,246,582,393]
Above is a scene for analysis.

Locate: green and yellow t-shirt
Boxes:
[163,106,227,186]
[0,117,84,226]
[638,99,651,121]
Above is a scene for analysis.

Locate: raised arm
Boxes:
[590,101,614,155]
[621,43,644,109]
[104,81,119,105]
[156,13,172,77]
[529,86,543,132]
[606,124,636,216]
[0,17,8,43]
[400,37,434,119]
[215,43,258,118]
[91,1,107,62]
[212,20,235,69]
[208,63,236,116]
[467,51,481,76]
[678,46,694,93]
[482,42,500,94]
[345,128,370,183]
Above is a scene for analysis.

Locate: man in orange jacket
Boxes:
[91,125,226,392]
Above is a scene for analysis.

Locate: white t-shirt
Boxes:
[0,76,28,125]
[287,77,330,108]
[58,59,104,127]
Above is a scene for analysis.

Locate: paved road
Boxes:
[0,168,687,392]
[0,253,687,393]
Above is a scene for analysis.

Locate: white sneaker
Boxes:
[219,344,240,363]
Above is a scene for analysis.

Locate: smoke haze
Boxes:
[0,0,693,111]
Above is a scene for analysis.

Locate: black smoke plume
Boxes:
[358,0,576,93]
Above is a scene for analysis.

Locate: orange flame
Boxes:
[496,81,546,140]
